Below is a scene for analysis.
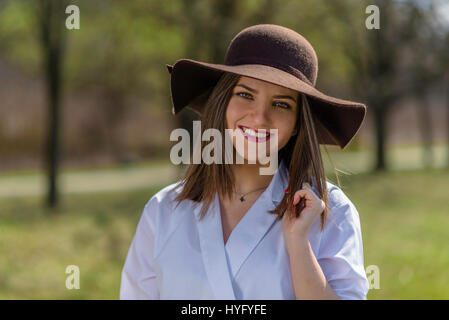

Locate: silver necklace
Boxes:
[234,185,269,202]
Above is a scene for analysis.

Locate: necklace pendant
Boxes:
[239,196,245,202]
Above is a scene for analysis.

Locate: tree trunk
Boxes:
[447,75,449,168]
[416,93,434,168]
[38,0,67,208]
[373,104,387,171]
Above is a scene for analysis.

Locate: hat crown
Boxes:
[224,24,318,86]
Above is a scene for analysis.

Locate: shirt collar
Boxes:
[266,161,289,206]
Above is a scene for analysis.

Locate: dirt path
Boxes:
[0,164,180,198]
[0,144,447,197]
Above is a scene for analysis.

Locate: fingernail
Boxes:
[284,187,289,194]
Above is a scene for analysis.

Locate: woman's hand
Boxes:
[282,182,325,251]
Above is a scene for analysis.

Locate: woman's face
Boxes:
[225,76,299,163]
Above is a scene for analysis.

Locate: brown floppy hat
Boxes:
[166,24,366,149]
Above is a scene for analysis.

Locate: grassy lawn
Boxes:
[0,167,448,299]
[0,187,156,299]
[340,167,449,299]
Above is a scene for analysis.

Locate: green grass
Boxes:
[0,167,449,299]
[336,167,449,299]
[322,143,449,175]
[0,188,159,299]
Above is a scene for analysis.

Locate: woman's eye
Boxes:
[235,93,291,109]
[236,92,253,99]
[273,101,291,109]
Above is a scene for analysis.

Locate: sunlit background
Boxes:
[0,0,448,299]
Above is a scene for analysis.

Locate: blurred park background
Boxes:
[0,0,449,299]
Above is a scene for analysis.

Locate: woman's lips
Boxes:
[238,125,271,143]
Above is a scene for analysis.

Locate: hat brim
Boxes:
[166,59,366,149]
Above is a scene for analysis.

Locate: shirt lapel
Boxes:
[194,162,289,299]
[224,161,289,278]
[195,193,236,300]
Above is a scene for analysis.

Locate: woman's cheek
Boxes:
[278,127,294,148]
[279,127,289,141]
[225,106,236,128]
[226,103,241,124]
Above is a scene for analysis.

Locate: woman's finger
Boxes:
[302,182,312,190]
[293,188,314,204]
[292,190,306,205]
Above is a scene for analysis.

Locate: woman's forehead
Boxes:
[236,76,299,97]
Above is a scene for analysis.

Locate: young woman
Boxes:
[120,24,369,300]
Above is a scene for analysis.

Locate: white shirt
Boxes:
[120,162,369,300]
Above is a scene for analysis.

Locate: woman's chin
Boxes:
[235,149,273,165]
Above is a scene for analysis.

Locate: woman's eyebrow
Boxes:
[273,94,297,103]
[235,84,297,103]
[235,84,258,93]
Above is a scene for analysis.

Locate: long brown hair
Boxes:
[173,72,338,231]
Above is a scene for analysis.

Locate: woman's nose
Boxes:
[250,100,271,125]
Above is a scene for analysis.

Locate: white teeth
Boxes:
[242,127,270,138]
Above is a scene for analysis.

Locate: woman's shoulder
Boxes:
[325,181,352,207]
[324,180,361,226]
[139,181,194,252]
[146,181,183,206]
[142,180,197,223]
[142,180,193,217]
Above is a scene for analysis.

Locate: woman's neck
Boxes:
[231,163,274,195]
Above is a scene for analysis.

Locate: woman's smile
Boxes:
[238,125,272,143]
